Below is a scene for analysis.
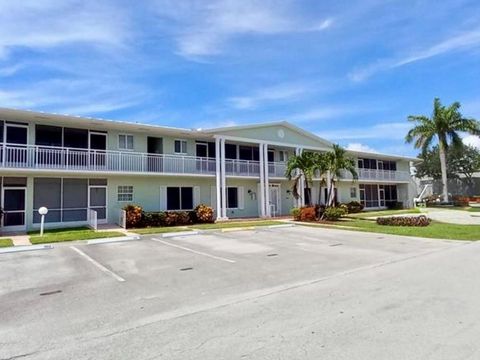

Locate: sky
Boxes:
[1,0,480,156]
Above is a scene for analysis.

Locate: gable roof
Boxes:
[203,120,334,148]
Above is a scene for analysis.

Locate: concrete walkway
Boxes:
[420,207,480,225]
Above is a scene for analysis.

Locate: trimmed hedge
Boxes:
[343,201,363,213]
[376,215,431,227]
[123,204,214,228]
[324,206,347,220]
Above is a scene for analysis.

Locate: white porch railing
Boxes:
[0,144,217,175]
[87,208,98,230]
[339,168,411,182]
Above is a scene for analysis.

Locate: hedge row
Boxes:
[376,215,431,227]
[124,204,214,228]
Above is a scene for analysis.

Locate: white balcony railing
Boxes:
[339,168,411,182]
[0,144,217,175]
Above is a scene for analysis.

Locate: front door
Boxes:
[89,186,107,224]
[269,184,281,217]
[5,123,28,166]
[2,188,26,231]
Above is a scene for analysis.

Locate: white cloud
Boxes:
[346,143,377,153]
[228,83,310,110]
[0,1,130,58]
[463,135,480,149]
[349,28,480,81]
[151,0,333,59]
[0,78,145,116]
[319,122,411,140]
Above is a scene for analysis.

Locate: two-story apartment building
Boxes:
[0,108,417,232]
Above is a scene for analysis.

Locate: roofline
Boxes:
[346,149,420,162]
[0,107,194,133]
[204,120,334,147]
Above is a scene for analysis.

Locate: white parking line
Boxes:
[150,238,236,263]
[70,246,126,282]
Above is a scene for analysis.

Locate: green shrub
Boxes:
[163,211,192,226]
[376,215,430,227]
[323,206,347,221]
[142,212,165,227]
[123,204,143,228]
[290,207,301,221]
[344,201,364,213]
[195,204,214,223]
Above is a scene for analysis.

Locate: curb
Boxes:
[0,244,53,254]
[267,224,295,229]
[86,235,140,245]
[221,226,255,232]
[162,231,199,238]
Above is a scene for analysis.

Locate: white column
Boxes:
[220,138,228,219]
[263,143,271,217]
[215,137,222,220]
[259,143,266,217]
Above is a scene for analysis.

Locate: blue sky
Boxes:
[1,0,480,156]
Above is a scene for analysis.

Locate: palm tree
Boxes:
[322,144,358,207]
[406,98,480,202]
[285,151,320,205]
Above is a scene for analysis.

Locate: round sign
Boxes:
[38,207,49,215]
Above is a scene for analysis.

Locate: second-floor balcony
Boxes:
[0,144,288,178]
[339,168,411,182]
[0,144,409,182]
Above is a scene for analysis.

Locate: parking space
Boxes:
[0,225,471,359]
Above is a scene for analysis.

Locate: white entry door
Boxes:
[88,186,107,224]
[269,184,281,217]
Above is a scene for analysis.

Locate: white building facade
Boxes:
[0,108,418,232]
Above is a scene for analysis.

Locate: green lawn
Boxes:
[347,208,421,219]
[29,227,124,244]
[131,220,284,235]
[302,218,480,241]
[0,238,13,247]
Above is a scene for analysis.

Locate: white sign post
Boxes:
[38,207,48,236]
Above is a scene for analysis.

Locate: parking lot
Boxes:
[1,225,480,359]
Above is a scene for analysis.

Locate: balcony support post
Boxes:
[295,147,305,207]
[259,143,266,218]
[215,138,222,220]
[220,137,228,220]
[263,143,271,218]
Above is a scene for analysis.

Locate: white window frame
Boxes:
[174,139,188,154]
[350,187,357,198]
[279,150,288,162]
[117,185,134,202]
[118,134,134,151]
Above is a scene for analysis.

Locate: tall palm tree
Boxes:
[406,98,480,202]
[285,151,320,205]
[321,144,358,207]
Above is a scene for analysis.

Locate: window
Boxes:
[227,187,238,209]
[225,144,237,159]
[358,158,377,169]
[279,150,288,162]
[119,134,134,150]
[350,187,357,198]
[35,125,62,147]
[167,187,193,210]
[64,128,88,148]
[118,186,133,202]
[174,139,187,154]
